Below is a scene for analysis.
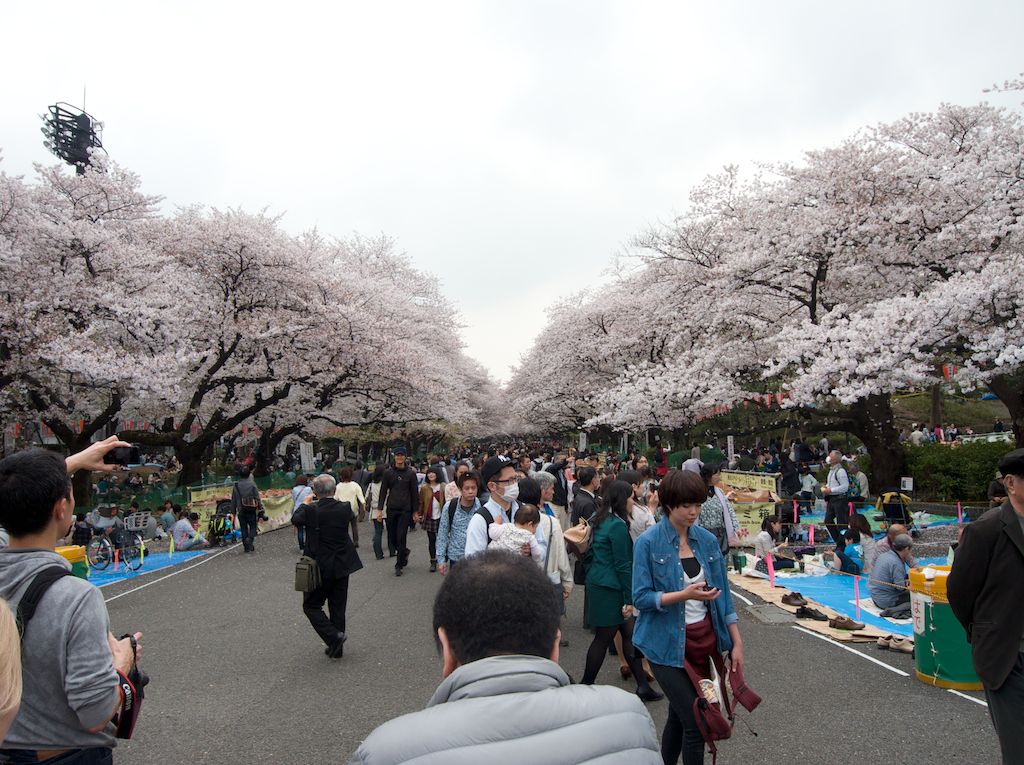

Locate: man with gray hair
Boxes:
[821,450,851,547]
[292,473,363,658]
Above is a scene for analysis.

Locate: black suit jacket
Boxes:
[545,460,570,506]
[571,489,600,526]
[294,498,363,579]
[947,502,1024,689]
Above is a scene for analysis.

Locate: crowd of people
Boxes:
[0,435,1021,764]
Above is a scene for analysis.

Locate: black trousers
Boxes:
[239,509,258,551]
[387,511,412,568]
[986,651,1024,765]
[824,494,850,548]
[302,574,350,646]
[649,662,706,765]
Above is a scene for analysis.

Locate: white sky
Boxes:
[3,1,1022,382]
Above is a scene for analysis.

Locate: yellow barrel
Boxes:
[55,545,89,580]
[909,565,981,691]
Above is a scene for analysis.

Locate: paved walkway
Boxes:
[103,525,999,764]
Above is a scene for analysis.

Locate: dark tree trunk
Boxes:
[176,443,207,487]
[847,393,906,490]
[254,425,300,477]
[930,383,943,429]
[987,372,1024,448]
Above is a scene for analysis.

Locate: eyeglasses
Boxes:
[492,476,518,485]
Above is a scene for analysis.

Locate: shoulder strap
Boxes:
[475,507,494,544]
[446,499,459,533]
[16,566,72,642]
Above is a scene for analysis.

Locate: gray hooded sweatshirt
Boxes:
[349,654,661,764]
[0,548,119,749]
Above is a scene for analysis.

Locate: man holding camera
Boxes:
[0,436,144,764]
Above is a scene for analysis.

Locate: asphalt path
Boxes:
[102,524,1001,764]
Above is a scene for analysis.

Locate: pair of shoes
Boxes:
[781,592,808,607]
[375,556,384,561]
[879,636,914,654]
[620,666,631,680]
[325,632,347,658]
[829,616,865,631]
[795,606,829,621]
[389,552,397,558]
[636,687,664,703]
[430,560,437,573]
[395,567,403,577]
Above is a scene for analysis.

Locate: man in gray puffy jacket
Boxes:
[349,550,661,764]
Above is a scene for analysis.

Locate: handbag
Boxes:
[563,516,593,557]
[294,502,321,592]
[682,615,760,764]
[295,555,321,592]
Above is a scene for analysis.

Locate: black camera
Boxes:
[104,445,142,467]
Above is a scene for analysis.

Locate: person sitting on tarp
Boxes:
[868,533,914,611]
[753,516,796,574]
[825,529,863,575]
[876,524,918,568]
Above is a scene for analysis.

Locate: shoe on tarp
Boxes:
[795,606,829,621]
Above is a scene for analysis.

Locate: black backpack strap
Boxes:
[16,566,71,642]
[446,499,459,534]
[475,507,494,545]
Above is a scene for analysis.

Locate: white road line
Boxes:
[792,625,910,677]
[732,590,754,606]
[948,689,988,707]
[103,546,235,604]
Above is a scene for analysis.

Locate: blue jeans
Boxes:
[239,509,258,551]
[372,519,385,559]
[2,749,113,764]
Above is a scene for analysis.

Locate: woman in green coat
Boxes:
[581,480,663,701]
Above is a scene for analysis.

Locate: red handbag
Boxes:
[683,615,760,763]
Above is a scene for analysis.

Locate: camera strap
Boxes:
[114,669,141,738]
[15,566,70,642]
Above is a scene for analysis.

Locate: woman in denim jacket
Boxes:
[633,470,746,765]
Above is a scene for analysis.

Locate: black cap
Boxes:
[481,455,515,487]
[999,449,1024,478]
[393,446,407,456]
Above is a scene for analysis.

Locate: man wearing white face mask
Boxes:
[464,456,521,557]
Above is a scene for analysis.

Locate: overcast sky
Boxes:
[3,1,1022,382]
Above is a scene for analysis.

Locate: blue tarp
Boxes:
[90,549,210,588]
[771,556,945,638]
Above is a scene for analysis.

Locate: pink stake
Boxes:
[853,575,861,619]
[957,501,963,524]
[849,501,854,516]
[766,552,776,589]
[809,524,815,546]
[793,500,798,524]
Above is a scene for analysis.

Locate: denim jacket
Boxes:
[632,516,737,667]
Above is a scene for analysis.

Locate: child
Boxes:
[488,503,543,564]
[827,528,863,575]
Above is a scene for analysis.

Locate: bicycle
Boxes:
[86,526,145,572]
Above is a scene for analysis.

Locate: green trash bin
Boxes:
[909,565,982,691]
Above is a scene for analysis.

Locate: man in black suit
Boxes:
[293,473,362,658]
[948,449,1024,762]
[570,466,600,526]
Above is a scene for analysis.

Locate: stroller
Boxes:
[207,499,241,546]
[875,489,912,528]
